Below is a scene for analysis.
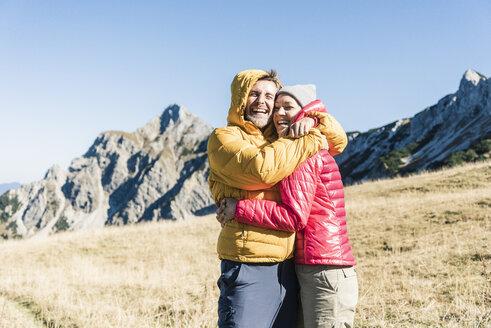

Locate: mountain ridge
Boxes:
[0,105,215,238]
[336,69,490,184]
[0,69,489,239]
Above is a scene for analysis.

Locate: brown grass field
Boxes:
[0,161,489,327]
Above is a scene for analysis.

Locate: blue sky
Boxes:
[1,0,490,183]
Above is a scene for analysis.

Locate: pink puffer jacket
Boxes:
[234,101,356,265]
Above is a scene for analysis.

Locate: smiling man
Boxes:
[207,69,347,328]
[244,79,277,128]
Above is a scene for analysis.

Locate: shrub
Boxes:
[380,141,420,175]
[6,221,18,235]
[474,139,491,155]
[444,139,490,168]
[181,147,193,156]
[54,217,70,232]
[0,194,21,223]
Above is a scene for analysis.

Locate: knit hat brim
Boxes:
[277,84,316,108]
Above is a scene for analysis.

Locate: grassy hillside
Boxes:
[0,161,489,327]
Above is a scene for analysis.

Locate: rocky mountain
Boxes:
[0,105,215,239]
[0,183,21,195]
[336,69,490,185]
[1,69,489,239]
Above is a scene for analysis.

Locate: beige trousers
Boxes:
[296,265,358,328]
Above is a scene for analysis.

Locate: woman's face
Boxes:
[273,94,302,137]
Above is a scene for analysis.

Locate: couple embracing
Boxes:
[207,69,357,328]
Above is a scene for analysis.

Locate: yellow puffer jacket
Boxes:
[208,69,347,262]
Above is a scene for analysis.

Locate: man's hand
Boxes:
[289,117,315,137]
[216,198,239,227]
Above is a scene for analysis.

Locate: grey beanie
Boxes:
[277,84,316,108]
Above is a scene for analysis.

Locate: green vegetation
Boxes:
[0,193,21,213]
[379,123,443,176]
[181,147,193,156]
[48,200,60,216]
[6,221,17,233]
[378,125,489,176]
[6,221,21,238]
[0,211,10,223]
[0,194,22,223]
[45,184,60,217]
[0,194,26,239]
[474,138,491,153]
[443,139,491,167]
[380,142,420,175]
[54,217,70,232]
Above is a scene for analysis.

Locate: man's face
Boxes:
[273,94,302,137]
[244,80,278,129]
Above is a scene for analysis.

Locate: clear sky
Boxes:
[1,0,490,183]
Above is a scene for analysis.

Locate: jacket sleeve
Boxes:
[234,155,322,231]
[207,127,323,191]
[298,100,348,156]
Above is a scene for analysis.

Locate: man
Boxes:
[207,69,347,327]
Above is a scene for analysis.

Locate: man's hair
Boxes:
[257,69,280,89]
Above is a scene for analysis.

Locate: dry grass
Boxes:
[347,161,490,327]
[0,220,221,327]
[0,161,489,327]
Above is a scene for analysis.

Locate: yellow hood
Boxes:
[227,69,282,138]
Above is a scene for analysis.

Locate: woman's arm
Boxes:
[226,154,323,231]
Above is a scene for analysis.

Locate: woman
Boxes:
[217,84,358,328]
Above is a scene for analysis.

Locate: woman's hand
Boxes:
[216,198,239,227]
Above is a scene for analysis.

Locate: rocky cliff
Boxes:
[335,69,490,184]
[0,105,215,238]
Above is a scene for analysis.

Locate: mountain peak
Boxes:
[159,104,188,133]
[459,69,486,92]
[1,101,216,238]
[44,164,66,183]
[134,104,182,140]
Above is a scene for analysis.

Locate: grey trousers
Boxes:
[217,259,298,328]
[296,265,358,328]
